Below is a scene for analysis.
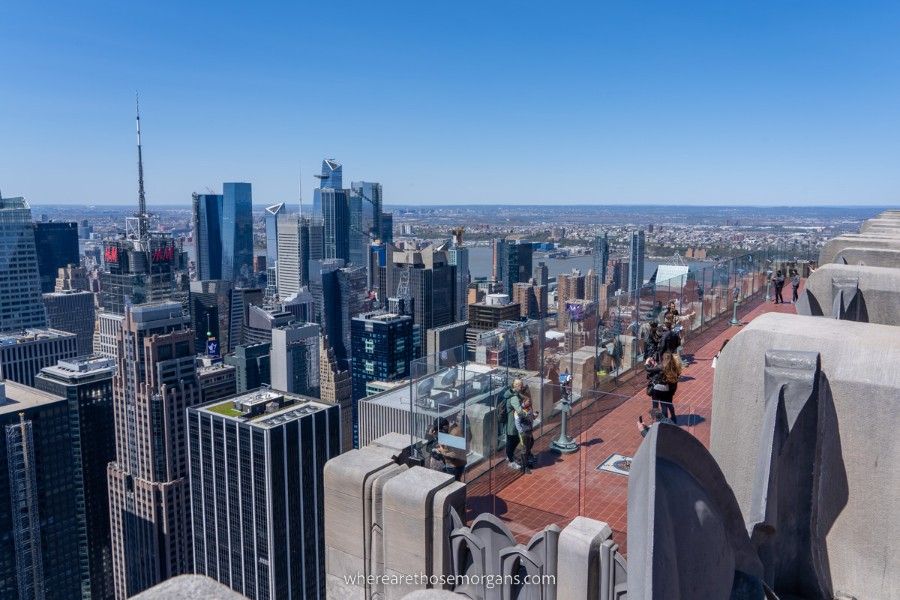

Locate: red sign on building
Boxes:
[104,246,119,263]
[151,245,174,263]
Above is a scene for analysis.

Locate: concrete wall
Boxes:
[710,313,900,600]
[799,262,900,324]
[819,232,900,266]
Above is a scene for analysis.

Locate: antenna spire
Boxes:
[135,92,148,238]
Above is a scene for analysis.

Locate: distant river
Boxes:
[465,246,712,282]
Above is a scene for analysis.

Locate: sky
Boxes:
[1,1,899,207]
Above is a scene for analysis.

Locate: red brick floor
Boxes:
[470,291,801,551]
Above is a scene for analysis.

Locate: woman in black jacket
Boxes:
[645,352,681,421]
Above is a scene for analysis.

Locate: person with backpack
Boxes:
[643,321,662,360]
[790,270,801,303]
[773,270,786,304]
[500,379,526,469]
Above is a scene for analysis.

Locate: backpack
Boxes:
[497,392,509,423]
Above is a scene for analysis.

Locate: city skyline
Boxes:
[3,2,900,207]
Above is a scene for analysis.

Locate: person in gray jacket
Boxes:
[501,379,527,469]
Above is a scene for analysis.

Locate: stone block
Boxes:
[711,313,900,600]
[798,263,900,324]
[819,233,900,265]
[464,402,496,459]
[557,516,612,600]
[382,467,457,600]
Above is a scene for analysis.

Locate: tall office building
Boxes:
[380,212,394,244]
[557,269,586,327]
[42,290,96,356]
[221,182,253,283]
[592,233,610,290]
[319,336,352,451]
[448,229,470,322]
[188,389,341,600]
[98,234,180,315]
[270,322,320,397]
[264,202,287,266]
[277,215,325,298]
[0,329,78,387]
[334,266,369,364]
[227,286,264,350]
[533,261,549,287]
[107,302,199,598]
[493,238,533,296]
[34,221,79,293]
[0,381,85,600]
[189,279,233,354]
[628,229,646,293]
[350,311,413,402]
[512,281,547,319]
[0,194,47,331]
[389,246,455,332]
[319,188,350,263]
[192,193,223,281]
[224,342,271,392]
[34,356,117,600]
[350,181,382,240]
[314,158,342,191]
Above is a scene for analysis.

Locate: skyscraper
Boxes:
[1,381,86,600]
[42,290,96,356]
[277,215,325,299]
[314,158,342,191]
[107,302,199,598]
[448,228,470,322]
[350,311,413,405]
[34,221,79,293]
[350,181,382,241]
[319,188,350,263]
[224,342,271,393]
[0,329,78,387]
[319,335,352,452]
[270,322,320,397]
[493,238,533,296]
[34,356,117,600]
[189,279,233,355]
[187,389,341,600]
[264,202,287,266]
[192,193,223,281]
[380,212,394,244]
[629,229,646,293]
[389,245,455,332]
[0,194,47,331]
[592,233,610,291]
[221,182,253,283]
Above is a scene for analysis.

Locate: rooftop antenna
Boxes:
[133,92,150,239]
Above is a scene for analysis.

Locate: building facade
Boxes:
[0,329,78,387]
[42,290,95,356]
[187,389,341,600]
[224,342,271,393]
[221,182,253,284]
[0,195,47,331]
[107,302,199,598]
[192,193,223,281]
[0,381,84,600]
[34,221,79,293]
[270,322,320,397]
[34,356,118,600]
[628,229,646,294]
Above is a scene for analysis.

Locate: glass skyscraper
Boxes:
[593,233,610,301]
[319,188,350,263]
[264,202,287,266]
[34,221,79,293]
[0,195,47,331]
[629,229,646,293]
[192,193,223,281]
[221,182,253,283]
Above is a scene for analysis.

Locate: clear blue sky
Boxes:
[1,1,899,207]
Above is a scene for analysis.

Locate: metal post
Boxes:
[730,286,741,326]
[551,304,578,454]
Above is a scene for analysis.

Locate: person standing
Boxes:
[514,397,538,472]
[645,352,681,421]
[791,270,801,303]
[644,321,662,360]
[773,270,786,304]
[501,379,526,468]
